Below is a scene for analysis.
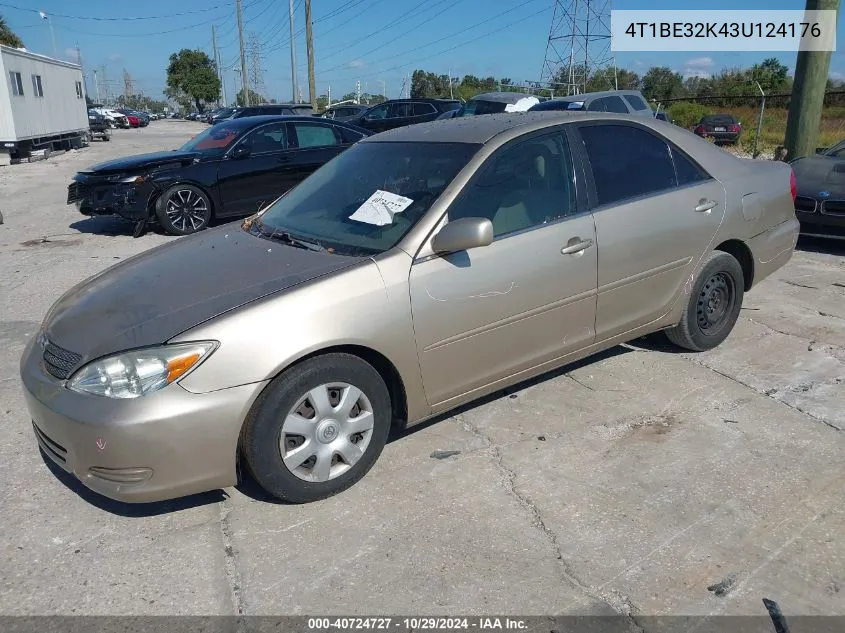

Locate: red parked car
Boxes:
[125,114,140,128]
[693,114,742,145]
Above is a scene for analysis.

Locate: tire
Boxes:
[665,250,744,352]
[154,184,212,235]
[240,353,392,503]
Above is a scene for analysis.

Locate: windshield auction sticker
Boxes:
[349,190,414,226]
[611,10,836,51]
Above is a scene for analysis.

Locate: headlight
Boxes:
[67,342,217,399]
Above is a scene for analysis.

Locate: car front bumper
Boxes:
[20,337,267,503]
[67,179,155,222]
[795,198,845,240]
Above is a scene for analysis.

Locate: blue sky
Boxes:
[2,0,843,103]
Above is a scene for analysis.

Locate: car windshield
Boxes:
[823,139,845,156]
[248,141,481,256]
[179,124,242,155]
[459,99,508,117]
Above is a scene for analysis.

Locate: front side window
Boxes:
[31,75,43,97]
[243,122,288,153]
[579,124,677,207]
[364,104,388,120]
[179,124,242,155]
[292,122,339,148]
[9,71,23,96]
[252,141,480,255]
[459,99,507,117]
[449,132,576,238]
[75,81,83,98]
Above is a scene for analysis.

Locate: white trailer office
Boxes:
[0,45,89,163]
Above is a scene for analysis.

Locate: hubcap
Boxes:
[696,272,734,333]
[165,189,208,232]
[279,383,375,482]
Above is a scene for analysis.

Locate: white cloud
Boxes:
[347,59,365,69]
[685,56,714,69]
[830,70,845,81]
[64,47,78,60]
[107,53,123,63]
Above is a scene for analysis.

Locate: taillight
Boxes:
[789,169,797,202]
[729,124,740,133]
[694,125,704,134]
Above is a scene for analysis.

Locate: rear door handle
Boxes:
[277,153,292,163]
[695,199,718,212]
[561,238,594,255]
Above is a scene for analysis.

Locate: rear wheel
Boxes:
[240,353,392,503]
[154,184,212,235]
[665,251,744,351]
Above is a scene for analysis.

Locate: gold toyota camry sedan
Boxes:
[21,112,800,504]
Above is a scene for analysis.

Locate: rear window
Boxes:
[622,94,649,111]
[412,102,436,116]
[602,96,629,113]
[529,100,582,112]
[702,114,738,125]
[460,99,508,116]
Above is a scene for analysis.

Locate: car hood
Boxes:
[80,151,200,175]
[44,226,362,364]
[792,155,845,196]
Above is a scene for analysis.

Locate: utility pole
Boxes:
[123,68,133,101]
[327,85,331,108]
[305,0,317,110]
[785,0,840,160]
[212,25,227,107]
[92,69,101,103]
[236,0,250,106]
[356,80,361,104]
[75,43,87,100]
[289,0,299,103]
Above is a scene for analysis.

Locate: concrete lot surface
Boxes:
[0,122,842,621]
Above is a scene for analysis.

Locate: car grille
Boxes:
[43,340,82,380]
[821,200,845,216]
[794,196,817,213]
[33,422,68,465]
[67,182,89,204]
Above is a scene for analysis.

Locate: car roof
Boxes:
[376,98,460,104]
[554,90,644,101]
[359,111,682,145]
[217,114,358,129]
[468,91,537,104]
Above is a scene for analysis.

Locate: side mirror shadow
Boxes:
[231,144,251,159]
[431,217,494,254]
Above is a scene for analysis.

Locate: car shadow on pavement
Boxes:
[796,235,845,256]
[39,449,227,517]
[236,345,635,505]
[69,216,136,237]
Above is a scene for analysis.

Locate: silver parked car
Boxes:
[529,89,654,117]
[22,112,799,504]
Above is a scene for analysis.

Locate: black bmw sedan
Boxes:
[67,116,371,236]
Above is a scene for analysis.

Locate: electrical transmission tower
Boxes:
[123,68,133,100]
[247,32,265,103]
[540,0,615,96]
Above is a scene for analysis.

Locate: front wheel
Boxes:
[665,250,744,352]
[154,184,212,235]
[240,354,392,503]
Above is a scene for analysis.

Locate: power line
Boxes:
[45,10,234,37]
[0,1,234,20]
[320,0,544,77]
[327,4,552,81]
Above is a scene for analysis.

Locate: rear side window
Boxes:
[623,94,649,111]
[338,126,366,144]
[672,148,710,186]
[602,96,628,113]
[389,103,414,118]
[460,99,508,116]
[579,124,677,206]
[586,99,604,112]
[412,102,436,116]
[292,122,340,148]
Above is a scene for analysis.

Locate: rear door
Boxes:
[571,122,726,341]
[285,120,357,184]
[215,121,298,216]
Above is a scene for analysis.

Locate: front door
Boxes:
[409,130,598,407]
[215,121,297,216]
[572,122,726,341]
[285,120,353,183]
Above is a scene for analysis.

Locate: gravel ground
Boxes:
[0,122,843,621]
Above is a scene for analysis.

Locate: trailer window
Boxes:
[31,75,43,97]
[75,82,83,98]
[9,72,23,96]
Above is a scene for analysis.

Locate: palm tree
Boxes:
[0,14,24,49]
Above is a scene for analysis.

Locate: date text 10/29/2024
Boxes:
[308,618,528,630]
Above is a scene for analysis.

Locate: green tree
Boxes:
[235,88,265,105]
[0,14,23,48]
[642,67,684,102]
[749,57,790,94]
[165,49,220,112]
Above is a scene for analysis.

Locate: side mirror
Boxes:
[431,217,494,254]
[231,144,251,159]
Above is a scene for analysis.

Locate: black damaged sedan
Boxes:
[67,116,370,237]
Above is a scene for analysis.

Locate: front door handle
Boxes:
[277,154,292,163]
[695,199,718,212]
[561,237,594,255]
